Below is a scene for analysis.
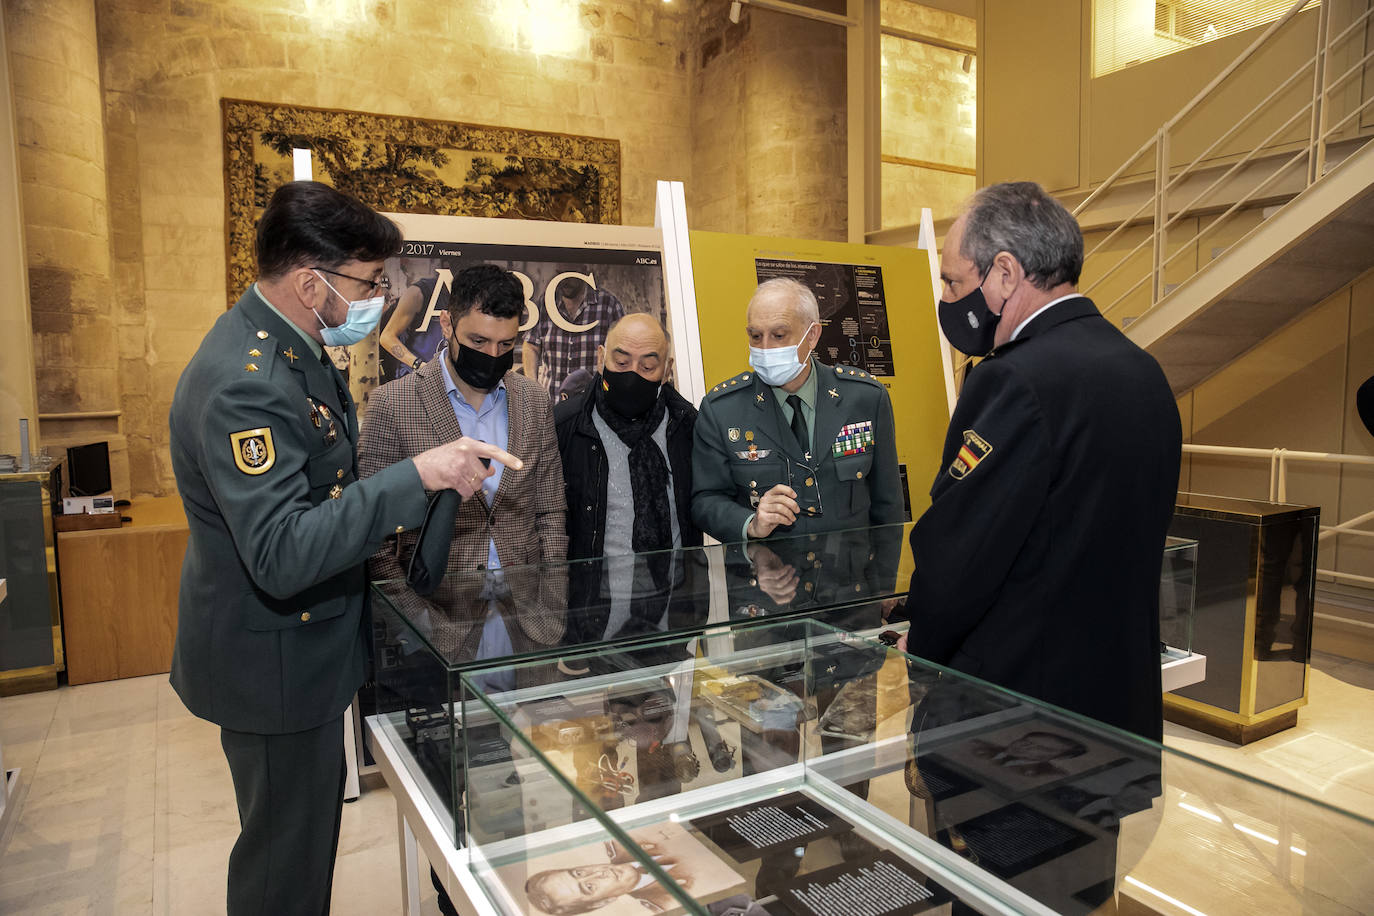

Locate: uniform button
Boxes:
[807,507,817,515]
[856,471,863,479]
[804,583,814,592]
[300,612,312,622]
[805,477,814,487]
[749,578,757,587]
[585,505,593,511]
[854,585,862,592]
[395,525,405,534]
[806,552,815,562]
[336,468,344,479]
[749,480,757,488]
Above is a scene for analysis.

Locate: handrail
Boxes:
[1073,0,1374,329]
[1182,443,1374,588]
[1160,0,1313,133]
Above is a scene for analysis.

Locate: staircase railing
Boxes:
[1183,443,1374,589]
[1073,0,1374,328]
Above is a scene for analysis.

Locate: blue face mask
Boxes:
[313,271,385,348]
[749,322,818,387]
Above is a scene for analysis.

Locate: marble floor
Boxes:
[0,652,1371,915]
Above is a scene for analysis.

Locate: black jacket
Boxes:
[554,380,702,560]
[554,381,706,644]
[906,296,1181,740]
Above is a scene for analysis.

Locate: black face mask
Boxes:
[938,273,1001,357]
[600,367,662,419]
[450,337,513,391]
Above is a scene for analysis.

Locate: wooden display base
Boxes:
[1165,703,1298,745]
[54,512,122,532]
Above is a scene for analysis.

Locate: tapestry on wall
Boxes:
[221,98,623,304]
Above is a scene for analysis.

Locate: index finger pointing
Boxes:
[469,440,524,472]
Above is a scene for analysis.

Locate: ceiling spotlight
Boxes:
[729,1,742,23]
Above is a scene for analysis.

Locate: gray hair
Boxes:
[960,182,1083,290]
[748,277,820,325]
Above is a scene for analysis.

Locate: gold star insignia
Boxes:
[828,388,839,398]
[755,393,765,403]
[248,348,261,357]
[244,363,259,372]
[256,330,269,340]
[282,347,299,363]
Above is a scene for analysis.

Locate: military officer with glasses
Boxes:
[169,181,519,916]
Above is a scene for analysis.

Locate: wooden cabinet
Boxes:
[57,497,188,685]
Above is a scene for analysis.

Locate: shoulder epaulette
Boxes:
[705,371,754,398]
[832,363,883,387]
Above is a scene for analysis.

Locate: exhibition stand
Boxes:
[1166,494,1319,744]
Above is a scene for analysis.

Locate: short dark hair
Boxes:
[448,264,525,321]
[254,181,401,280]
[556,276,589,301]
[960,181,1083,290]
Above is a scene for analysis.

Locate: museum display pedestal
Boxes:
[1165,494,1319,744]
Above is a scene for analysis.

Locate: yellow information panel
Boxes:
[688,230,950,525]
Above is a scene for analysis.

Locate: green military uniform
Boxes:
[169,288,429,915]
[691,359,904,542]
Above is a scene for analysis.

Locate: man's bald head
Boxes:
[600,313,669,382]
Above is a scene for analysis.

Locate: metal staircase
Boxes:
[1073,0,1374,397]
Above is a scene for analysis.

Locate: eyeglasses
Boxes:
[312,266,391,296]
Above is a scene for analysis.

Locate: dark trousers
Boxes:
[221,715,346,916]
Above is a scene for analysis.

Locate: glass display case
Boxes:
[435,619,1371,916]
[368,523,1215,912]
[0,467,64,691]
[1168,494,1319,743]
[369,523,910,843]
[1159,536,1197,658]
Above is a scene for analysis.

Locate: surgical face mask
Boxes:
[600,367,662,419]
[449,336,513,391]
[937,271,1000,356]
[312,271,384,348]
[749,322,818,387]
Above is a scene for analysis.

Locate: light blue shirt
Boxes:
[439,345,509,570]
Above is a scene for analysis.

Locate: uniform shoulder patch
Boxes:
[948,429,992,480]
[230,427,276,475]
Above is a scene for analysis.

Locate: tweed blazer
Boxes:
[359,358,568,648]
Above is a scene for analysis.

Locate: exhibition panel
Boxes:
[444,620,1370,915]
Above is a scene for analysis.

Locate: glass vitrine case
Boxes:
[369,523,910,843]
[361,524,1330,916]
[400,619,1370,916]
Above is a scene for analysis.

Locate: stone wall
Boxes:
[6,0,861,495]
[4,0,127,488]
[880,0,976,227]
[690,1,848,240]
